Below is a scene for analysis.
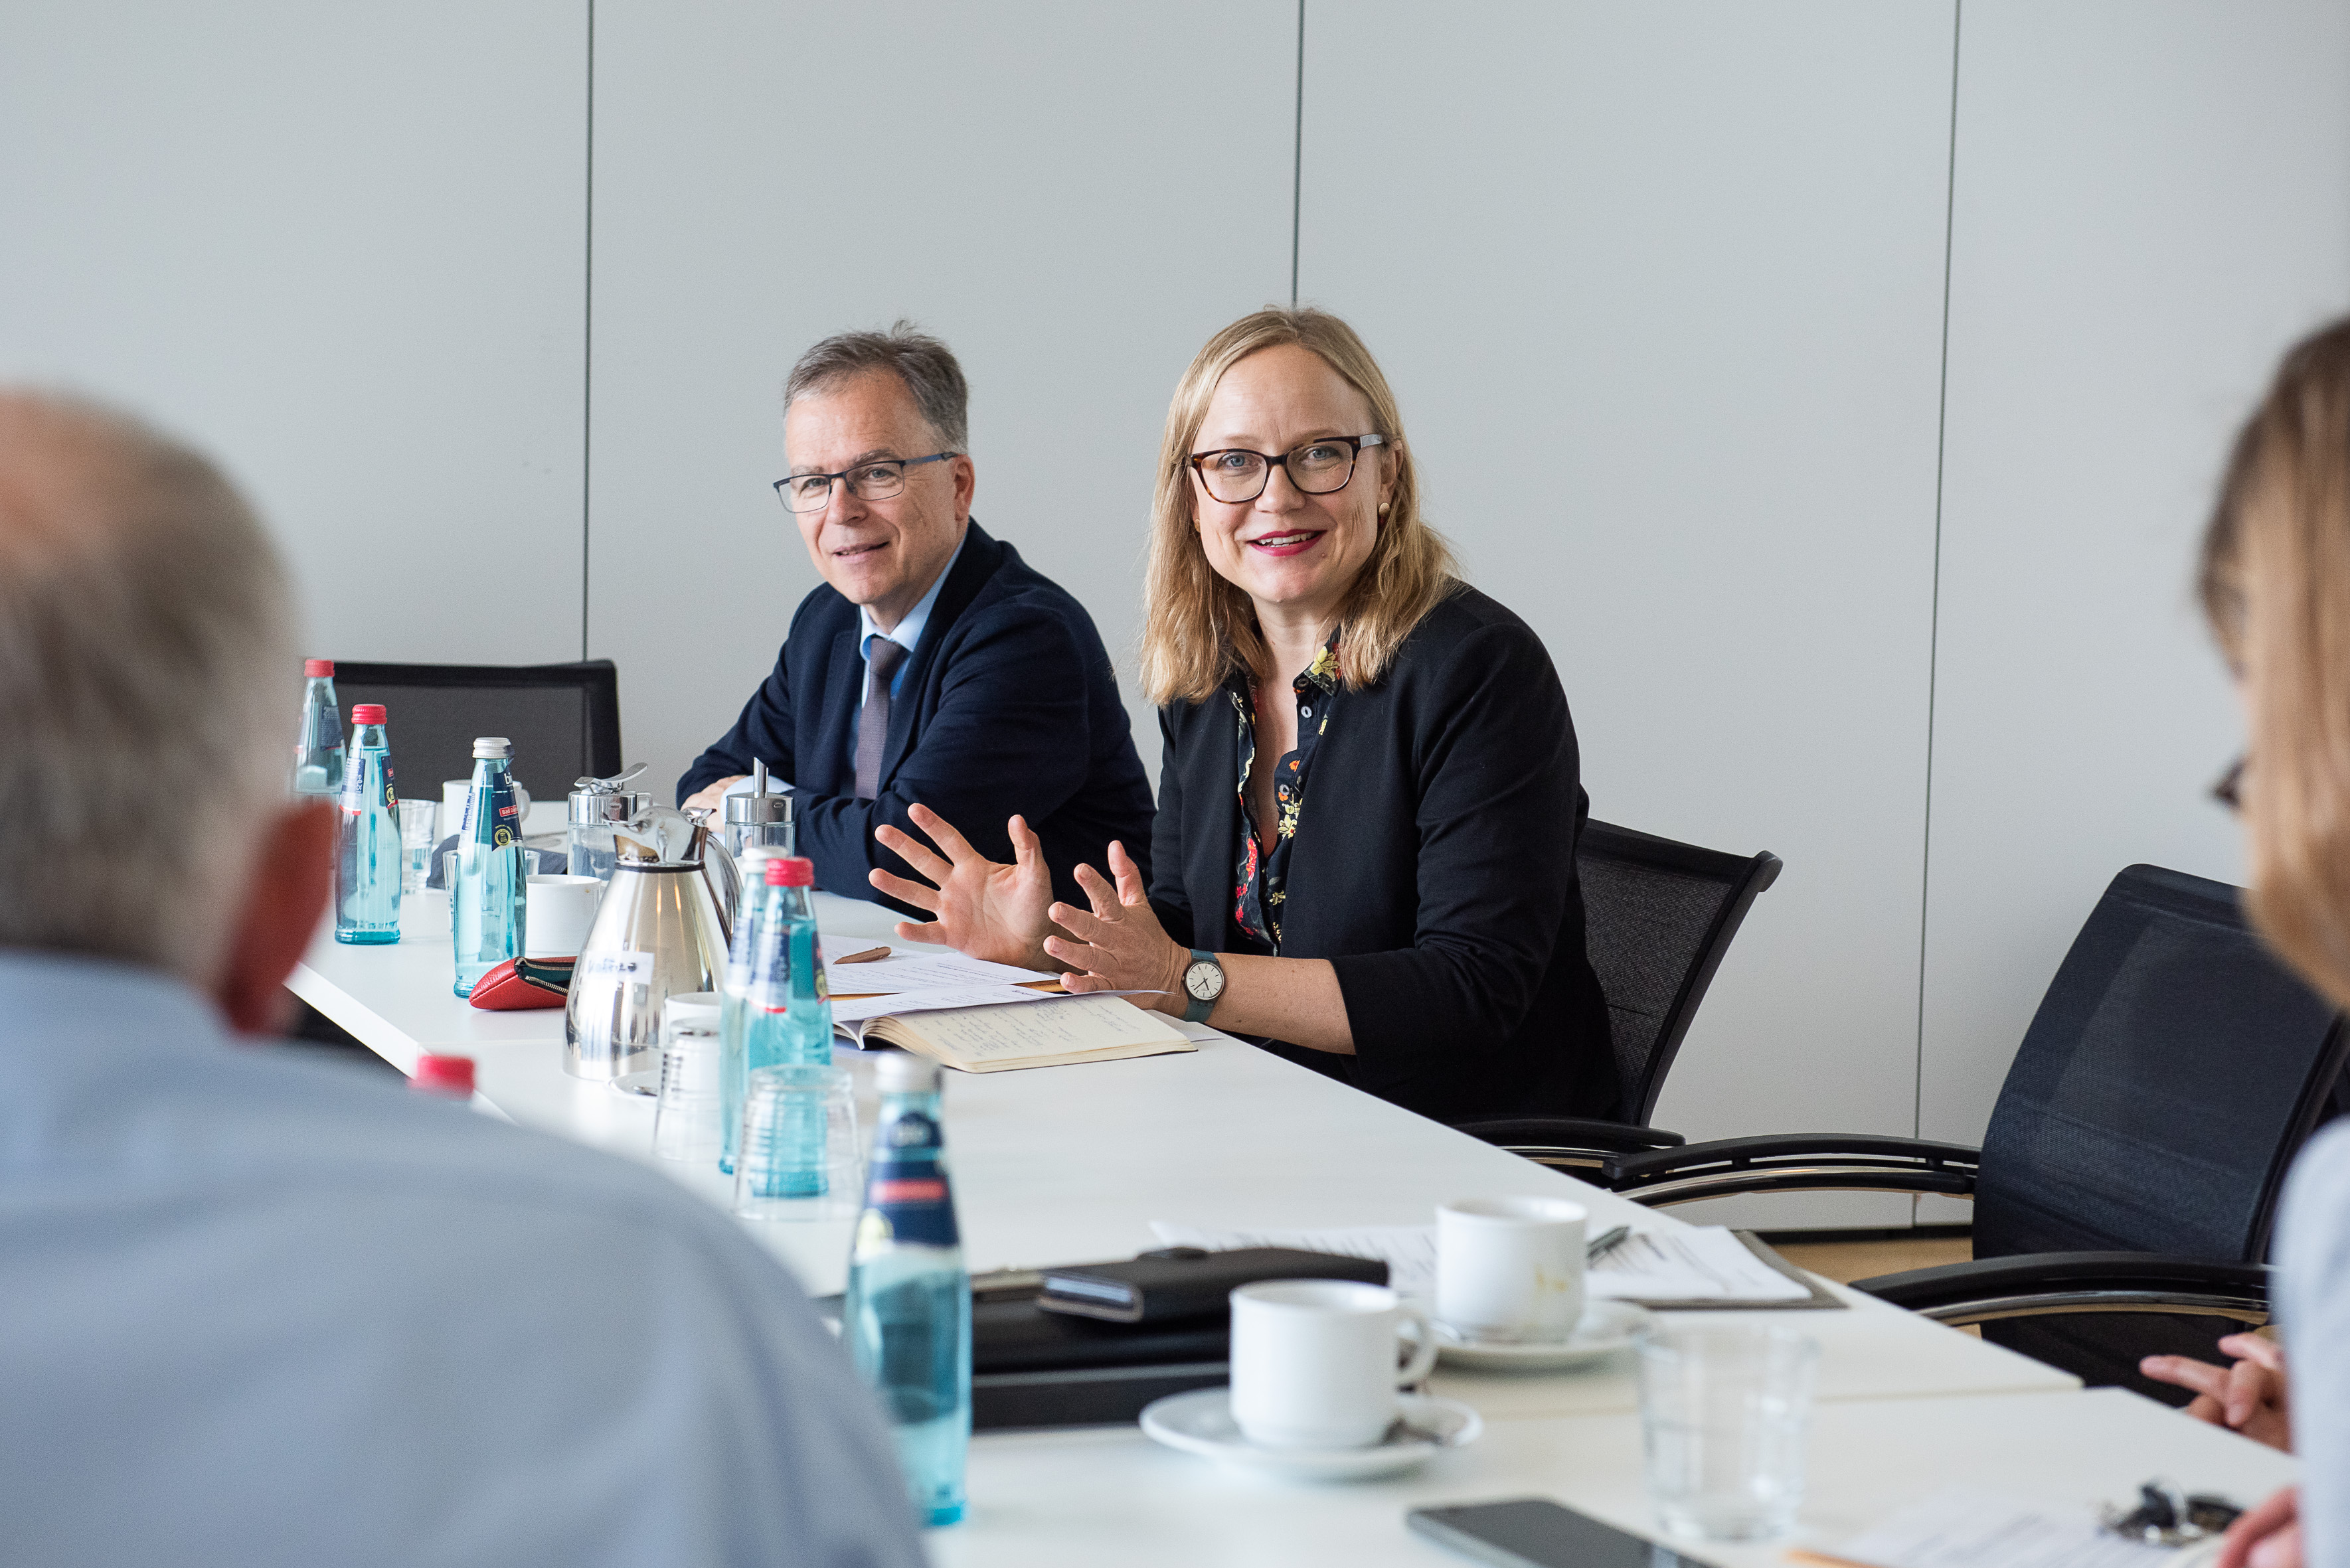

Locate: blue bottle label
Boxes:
[463,775,520,847]
[861,1111,960,1248]
[338,754,396,813]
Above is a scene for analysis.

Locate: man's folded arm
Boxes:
[794,608,1096,900]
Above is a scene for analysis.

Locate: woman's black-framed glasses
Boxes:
[773,451,958,514]
[2213,754,2246,814]
[1187,433,1386,505]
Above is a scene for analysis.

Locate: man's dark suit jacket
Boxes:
[1147,586,1617,1124]
[679,521,1155,909]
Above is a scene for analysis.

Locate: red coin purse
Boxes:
[467,955,575,1010]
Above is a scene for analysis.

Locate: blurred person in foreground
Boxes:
[0,390,926,1568]
[871,308,1616,1123]
[2141,318,2350,1568]
[678,322,1155,910]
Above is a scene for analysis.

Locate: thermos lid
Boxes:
[471,736,513,759]
[764,856,815,888]
[876,1052,942,1092]
[724,791,794,825]
[350,703,387,724]
[304,658,334,678]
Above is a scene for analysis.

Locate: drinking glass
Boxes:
[652,994,723,1164]
[1636,1323,1819,1542]
[733,1064,861,1221]
[397,799,439,896]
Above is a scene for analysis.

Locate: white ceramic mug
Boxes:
[1228,1279,1438,1450]
[1436,1196,1589,1344]
[525,874,602,957]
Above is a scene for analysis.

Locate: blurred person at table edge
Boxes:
[874,307,1617,1124]
[2141,317,2350,1568]
[679,321,1155,911]
[0,390,925,1568]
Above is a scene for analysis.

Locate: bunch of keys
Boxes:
[2100,1479,2244,1546]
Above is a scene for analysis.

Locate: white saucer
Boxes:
[1433,1300,1654,1370]
[1138,1389,1481,1480]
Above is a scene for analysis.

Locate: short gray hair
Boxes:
[784,320,970,452]
[0,390,294,982]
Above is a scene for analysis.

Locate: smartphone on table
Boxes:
[1407,1498,1722,1567]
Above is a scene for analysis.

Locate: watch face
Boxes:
[1185,961,1220,1001]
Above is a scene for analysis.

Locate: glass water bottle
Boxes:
[333,704,401,944]
[451,737,527,996]
[291,659,342,799]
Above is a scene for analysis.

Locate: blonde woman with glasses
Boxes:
[2138,319,2350,1568]
[871,307,1618,1122]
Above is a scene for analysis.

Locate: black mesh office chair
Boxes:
[1452,820,1783,1168]
[1600,862,2350,1402]
[331,660,622,805]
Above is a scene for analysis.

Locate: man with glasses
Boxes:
[679,322,1155,909]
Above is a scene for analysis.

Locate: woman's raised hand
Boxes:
[1045,840,1189,1006]
[871,806,1054,969]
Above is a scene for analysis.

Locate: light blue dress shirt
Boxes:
[0,950,928,1568]
[725,529,967,797]
[2279,1117,2350,1567]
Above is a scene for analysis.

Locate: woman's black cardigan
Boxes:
[1145,586,1618,1123]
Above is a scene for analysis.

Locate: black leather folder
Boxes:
[1039,1246,1389,1323]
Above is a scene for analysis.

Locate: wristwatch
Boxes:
[1180,949,1225,1024]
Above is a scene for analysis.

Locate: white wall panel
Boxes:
[1920,1,2350,1196]
[1301,4,1957,1225]
[0,3,588,666]
[588,1,1294,799]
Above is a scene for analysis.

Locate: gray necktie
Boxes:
[855,638,908,801]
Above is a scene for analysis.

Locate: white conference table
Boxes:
[290,881,2293,1564]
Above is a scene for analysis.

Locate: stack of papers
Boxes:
[1795,1488,2207,1568]
[823,953,1056,994]
[1145,1221,1813,1306]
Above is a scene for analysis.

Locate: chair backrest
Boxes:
[1976,862,2349,1265]
[1576,819,1782,1125]
[330,660,622,806]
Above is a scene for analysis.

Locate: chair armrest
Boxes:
[1851,1251,2272,1328]
[1598,1133,1982,1205]
[1450,1117,1686,1171]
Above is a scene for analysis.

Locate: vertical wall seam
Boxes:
[1290,0,1304,305]
[580,0,596,663]
[1916,0,1963,1152]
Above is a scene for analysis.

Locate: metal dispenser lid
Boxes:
[724,791,793,826]
[570,763,651,824]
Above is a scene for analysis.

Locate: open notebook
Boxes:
[840,992,1195,1073]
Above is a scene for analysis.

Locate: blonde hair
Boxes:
[2200,317,2350,1006]
[1139,307,1459,706]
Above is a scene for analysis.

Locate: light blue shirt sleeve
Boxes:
[2279,1117,2350,1567]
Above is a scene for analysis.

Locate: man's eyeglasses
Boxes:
[2213,754,2245,813]
[773,451,958,514]
[1187,434,1386,505]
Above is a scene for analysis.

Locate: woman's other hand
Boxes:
[1045,840,1188,1006]
[2217,1486,2302,1568]
[2141,1333,2291,1451]
[871,805,1054,969]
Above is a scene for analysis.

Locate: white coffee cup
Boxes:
[442,777,533,840]
[1436,1196,1589,1344]
[1228,1279,1438,1450]
[525,874,602,957]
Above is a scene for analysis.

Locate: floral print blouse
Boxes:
[1230,637,1343,953]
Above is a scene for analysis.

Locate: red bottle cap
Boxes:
[305,659,334,678]
[766,856,815,888]
[350,703,387,724]
[412,1054,476,1097]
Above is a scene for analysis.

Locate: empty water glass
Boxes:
[397,799,439,895]
[1637,1323,1819,1542]
[651,993,723,1164]
[734,1063,861,1222]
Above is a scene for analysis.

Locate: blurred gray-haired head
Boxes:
[0,390,295,982]
[784,320,970,452]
